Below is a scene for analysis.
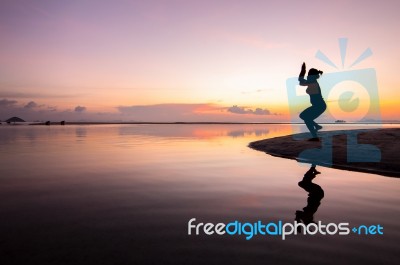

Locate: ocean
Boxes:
[0,123,399,265]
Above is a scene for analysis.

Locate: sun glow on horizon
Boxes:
[0,0,399,122]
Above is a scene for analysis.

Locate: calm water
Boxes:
[0,124,399,265]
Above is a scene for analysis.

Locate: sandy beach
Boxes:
[249,128,400,177]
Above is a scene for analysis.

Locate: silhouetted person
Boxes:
[295,165,324,229]
[298,62,326,141]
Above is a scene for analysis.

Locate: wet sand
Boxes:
[249,128,400,177]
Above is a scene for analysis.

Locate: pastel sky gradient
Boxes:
[0,0,399,122]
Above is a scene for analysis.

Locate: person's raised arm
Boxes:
[298,62,307,86]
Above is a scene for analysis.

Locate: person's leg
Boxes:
[300,107,318,138]
[313,121,323,131]
[308,102,326,132]
[305,120,317,138]
[310,102,327,121]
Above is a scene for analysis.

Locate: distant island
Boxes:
[5,117,25,124]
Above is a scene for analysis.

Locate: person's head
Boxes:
[307,68,323,80]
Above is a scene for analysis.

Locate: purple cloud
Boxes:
[24,101,38,109]
[227,105,271,115]
[74,106,87,112]
[0,99,17,107]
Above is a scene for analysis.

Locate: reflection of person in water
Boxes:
[295,165,324,228]
[298,62,326,141]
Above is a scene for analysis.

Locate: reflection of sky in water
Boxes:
[0,124,399,264]
[117,124,273,139]
[75,127,87,138]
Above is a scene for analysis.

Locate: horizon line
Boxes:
[3,121,399,126]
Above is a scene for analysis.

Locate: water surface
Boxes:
[0,124,399,265]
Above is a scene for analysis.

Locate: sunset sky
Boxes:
[0,0,399,122]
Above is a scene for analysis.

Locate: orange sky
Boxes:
[0,0,399,122]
